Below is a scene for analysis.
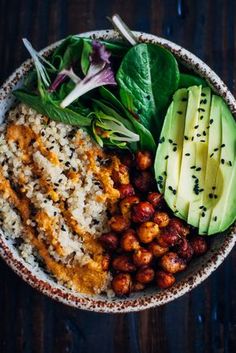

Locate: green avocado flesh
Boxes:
[154,85,236,235]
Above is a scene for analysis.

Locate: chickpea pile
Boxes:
[100,151,208,296]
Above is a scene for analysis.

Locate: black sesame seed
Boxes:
[65,161,70,167]
[199,206,204,209]
[197,133,201,137]
[173,143,178,146]
[168,186,173,191]
[159,176,163,180]
[221,144,225,148]
[182,97,187,102]
[194,125,199,129]
[200,115,204,120]
[221,159,225,164]
[214,148,219,152]
[177,111,183,114]
[191,137,194,141]
[214,195,218,199]
[200,140,206,143]
[196,167,201,171]
[54,212,57,216]
[185,153,190,156]
[192,175,197,179]
[214,216,217,221]
[184,136,189,140]
[212,186,216,190]
[173,189,177,195]
[165,155,169,160]
[200,99,207,104]
[173,147,177,152]
[190,166,196,169]
[201,212,205,217]
[41,131,45,136]
[228,161,232,166]
[54,183,59,187]
[210,153,214,158]
[163,171,167,176]
[169,139,173,143]
[61,225,66,231]
[72,167,76,172]
[209,193,213,199]
[159,137,165,144]
[209,119,214,124]
[203,131,207,136]
[58,179,62,182]
[199,188,204,192]
[201,92,206,97]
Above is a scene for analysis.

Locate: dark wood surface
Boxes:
[0,0,235,352]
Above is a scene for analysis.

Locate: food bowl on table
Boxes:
[0,29,235,313]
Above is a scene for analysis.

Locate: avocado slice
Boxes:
[187,87,212,227]
[175,86,202,218]
[207,100,236,234]
[198,95,222,234]
[154,102,173,193]
[164,88,188,212]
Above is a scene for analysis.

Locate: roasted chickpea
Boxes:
[133,171,155,193]
[159,252,186,273]
[157,228,179,247]
[101,254,110,271]
[112,255,136,272]
[148,241,169,257]
[133,248,153,267]
[112,273,132,296]
[118,184,135,199]
[156,270,176,288]
[120,195,140,218]
[109,215,130,233]
[137,221,160,243]
[120,152,135,168]
[132,201,154,223]
[120,229,140,252]
[177,238,194,262]
[190,236,208,256]
[153,211,170,228]
[135,266,155,284]
[131,281,145,292]
[99,232,119,250]
[135,151,153,171]
[147,192,163,208]
[112,163,130,185]
[168,218,190,237]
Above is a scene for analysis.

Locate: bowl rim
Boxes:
[0,29,235,313]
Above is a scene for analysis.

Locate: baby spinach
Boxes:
[116,43,180,136]
[178,73,207,88]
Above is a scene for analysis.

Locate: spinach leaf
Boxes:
[178,73,207,88]
[116,43,180,135]
[13,89,91,127]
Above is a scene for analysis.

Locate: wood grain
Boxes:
[0,0,235,352]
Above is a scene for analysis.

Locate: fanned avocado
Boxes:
[155,85,236,235]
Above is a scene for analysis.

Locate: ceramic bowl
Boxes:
[0,30,235,313]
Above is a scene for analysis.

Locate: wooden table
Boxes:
[0,0,235,352]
